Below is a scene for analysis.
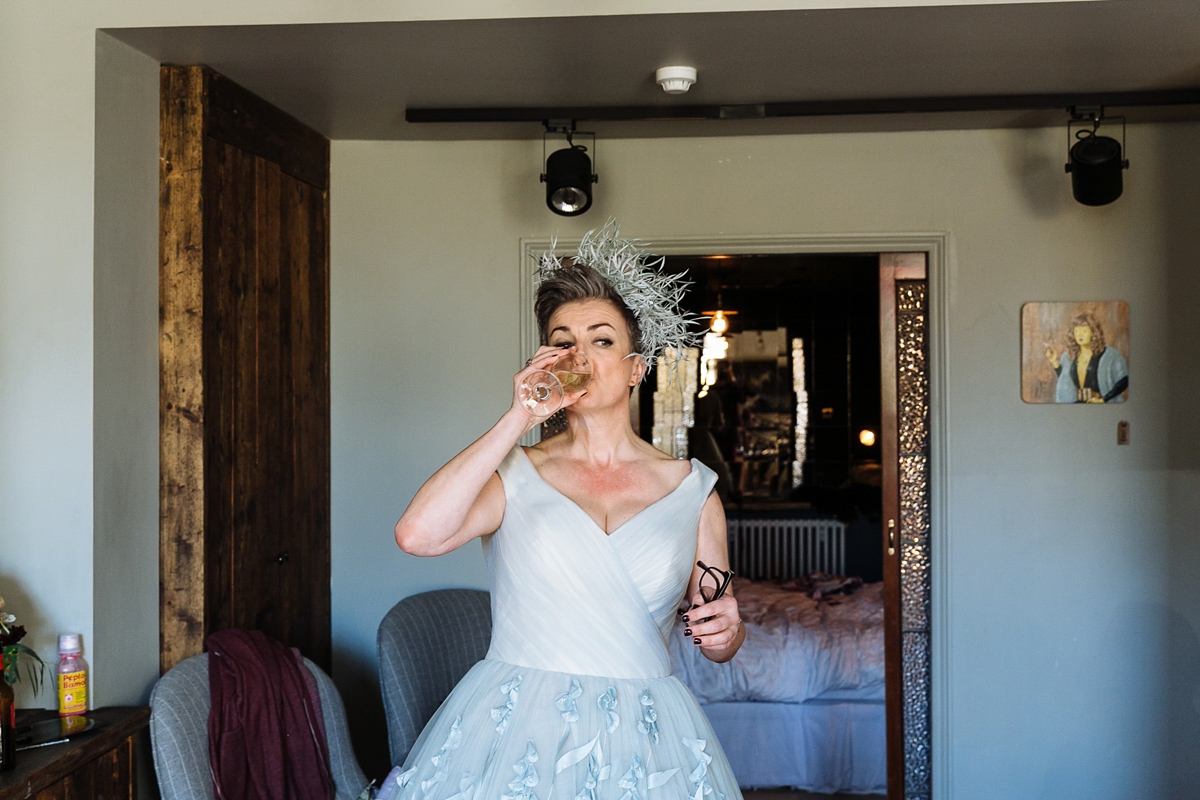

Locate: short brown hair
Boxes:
[534,262,643,355]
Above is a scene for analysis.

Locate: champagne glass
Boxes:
[519,351,592,416]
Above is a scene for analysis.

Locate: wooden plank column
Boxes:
[160,66,208,673]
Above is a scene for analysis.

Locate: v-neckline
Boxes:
[515,446,698,537]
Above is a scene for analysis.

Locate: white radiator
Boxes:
[727,518,846,580]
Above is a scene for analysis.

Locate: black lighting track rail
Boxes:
[407,88,1200,124]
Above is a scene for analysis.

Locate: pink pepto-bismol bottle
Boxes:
[56,634,88,717]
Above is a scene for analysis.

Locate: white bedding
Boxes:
[702,700,887,794]
[669,578,884,703]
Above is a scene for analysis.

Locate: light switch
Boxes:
[1117,420,1130,445]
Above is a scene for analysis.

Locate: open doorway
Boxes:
[650,253,882,580]
[643,252,887,798]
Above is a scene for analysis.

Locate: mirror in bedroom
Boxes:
[645,252,892,800]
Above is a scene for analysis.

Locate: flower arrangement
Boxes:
[0,594,48,695]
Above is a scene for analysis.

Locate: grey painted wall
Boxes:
[1,6,100,709]
[331,127,1200,796]
[93,32,161,709]
[1159,123,1200,796]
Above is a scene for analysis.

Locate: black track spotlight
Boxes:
[1065,109,1129,206]
[541,122,597,216]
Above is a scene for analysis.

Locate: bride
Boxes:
[392,225,744,800]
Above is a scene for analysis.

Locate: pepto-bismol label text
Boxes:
[58,671,87,715]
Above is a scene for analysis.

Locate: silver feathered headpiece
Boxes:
[536,221,700,369]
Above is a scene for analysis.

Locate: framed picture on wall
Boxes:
[1021,301,1129,404]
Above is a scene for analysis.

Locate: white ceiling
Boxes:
[108,0,1200,140]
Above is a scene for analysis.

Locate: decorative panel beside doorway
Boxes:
[881,256,932,800]
[897,278,931,799]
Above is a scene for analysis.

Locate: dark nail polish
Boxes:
[676,608,685,616]
[693,637,702,645]
[684,628,692,636]
[681,615,689,623]
[691,604,700,610]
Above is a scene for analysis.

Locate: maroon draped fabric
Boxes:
[207,629,334,800]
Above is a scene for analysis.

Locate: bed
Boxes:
[669,520,887,795]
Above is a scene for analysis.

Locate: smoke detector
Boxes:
[655,66,697,95]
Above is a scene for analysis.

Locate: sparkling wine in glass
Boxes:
[519,351,592,416]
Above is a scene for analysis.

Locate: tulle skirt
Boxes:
[388,658,741,800]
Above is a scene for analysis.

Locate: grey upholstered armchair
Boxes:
[149,653,369,800]
[377,589,492,766]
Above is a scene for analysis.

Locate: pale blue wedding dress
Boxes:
[389,446,742,800]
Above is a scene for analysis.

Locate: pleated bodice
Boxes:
[483,446,717,680]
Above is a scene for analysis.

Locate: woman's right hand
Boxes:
[510,345,588,422]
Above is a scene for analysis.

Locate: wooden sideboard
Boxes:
[0,707,150,800]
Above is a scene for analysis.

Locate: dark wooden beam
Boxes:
[406,87,1200,124]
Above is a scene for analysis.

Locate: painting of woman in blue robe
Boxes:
[1044,312,1128,403]
[1021,302,1129,404]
